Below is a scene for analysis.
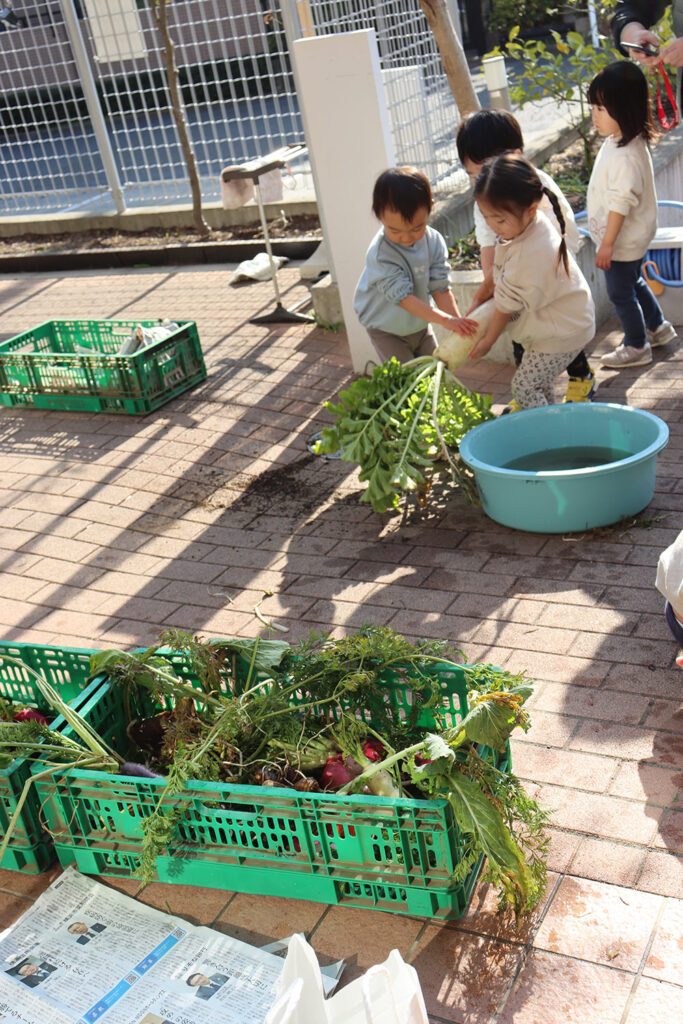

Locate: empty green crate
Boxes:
[0,318,206,415]
[34,653,510,917]
[0,642,100,873]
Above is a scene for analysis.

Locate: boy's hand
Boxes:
[469,332,496,360]
[466,280,494,314]
[595,243,613,270]
[444,316,478,336]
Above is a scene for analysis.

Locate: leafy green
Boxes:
[316,356,493,512]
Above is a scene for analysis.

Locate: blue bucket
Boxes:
[459,403,669,533]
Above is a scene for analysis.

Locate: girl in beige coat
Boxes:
[469,155,595,411]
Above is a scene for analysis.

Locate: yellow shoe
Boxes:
[563,369,597,403]
[501,400,520,415]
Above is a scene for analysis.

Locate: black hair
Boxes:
[371,167,432,221]
[456,109,524,165]
[474,154,569,275]
[587,61,655,145]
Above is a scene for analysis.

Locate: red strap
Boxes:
[653,61,679,130]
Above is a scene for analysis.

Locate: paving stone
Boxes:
[533,875,663,971]
[497,950,633,1024]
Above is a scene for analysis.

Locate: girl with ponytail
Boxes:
[470,154,596,411]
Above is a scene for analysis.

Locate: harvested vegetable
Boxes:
[0,627,550,919]
[314,355,494,511]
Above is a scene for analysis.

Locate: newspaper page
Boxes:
[0,868,284,1024]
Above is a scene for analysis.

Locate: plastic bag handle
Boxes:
[653,62,679,130]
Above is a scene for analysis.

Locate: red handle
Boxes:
[654,62,679,130]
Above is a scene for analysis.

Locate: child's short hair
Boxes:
[587,61,655,146]
[456,109,524,165]
[372,167,432,221]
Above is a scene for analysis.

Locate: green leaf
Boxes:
[458,695,524,750]
[213,638,290,673]
[445,771,533,904]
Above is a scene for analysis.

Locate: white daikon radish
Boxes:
[434,299,496,370]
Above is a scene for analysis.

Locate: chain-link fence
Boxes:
[0,0,464,218]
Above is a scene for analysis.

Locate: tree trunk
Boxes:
[152,0,210,236]
[418,0,480,118]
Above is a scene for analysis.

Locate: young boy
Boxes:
[354,166,477,364]
[456,110,597,404]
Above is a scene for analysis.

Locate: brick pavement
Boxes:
[0,263,681,1022]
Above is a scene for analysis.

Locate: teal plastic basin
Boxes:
[459,403,669,533]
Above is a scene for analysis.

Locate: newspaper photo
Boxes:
[0,868,286,1024]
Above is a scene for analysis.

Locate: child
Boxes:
[354,167,477,364]
[587,61,677,369]
[469,154,596,410]
[456,109,596,403]
[656,530,683,668]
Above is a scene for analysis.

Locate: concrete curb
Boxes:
[0,238,322,274]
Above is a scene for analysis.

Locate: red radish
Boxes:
[320,755,356,791]
[13,709,48,725]
[362,738,385,762]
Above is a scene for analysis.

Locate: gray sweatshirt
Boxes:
[353,226,450,336]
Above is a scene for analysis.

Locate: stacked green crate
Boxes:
[0,642,97,872]
[34,653,510,917]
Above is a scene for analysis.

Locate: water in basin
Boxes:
[502,445,633,472]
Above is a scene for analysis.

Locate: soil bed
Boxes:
[0,214,322,256]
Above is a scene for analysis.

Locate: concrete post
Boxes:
[293,30,395,372]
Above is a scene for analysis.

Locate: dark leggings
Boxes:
[512,342,589,378]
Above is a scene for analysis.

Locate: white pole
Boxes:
[588,0,599,47]
[60,0,126,214]
[293,30,395,373]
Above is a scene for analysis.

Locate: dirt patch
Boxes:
[0,214,322,256]
[172,454,356,518]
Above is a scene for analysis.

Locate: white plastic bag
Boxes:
[117,321,179,355]
[265,934,429,1024]
[229,251,288,285]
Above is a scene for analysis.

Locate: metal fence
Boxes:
[0,0,463,218]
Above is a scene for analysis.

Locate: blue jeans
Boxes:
[603,258,664,348]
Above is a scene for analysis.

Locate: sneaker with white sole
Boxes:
[600,342,652,368]
[647,321,678,347]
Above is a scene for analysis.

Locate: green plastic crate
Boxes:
[35,655,511,917]
[0,319,206,415]
[0,642,100,873]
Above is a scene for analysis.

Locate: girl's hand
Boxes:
[445,315,478,336]
[469,333,496,360]
[595,243,613,270]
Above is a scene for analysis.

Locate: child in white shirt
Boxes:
[455,109,596,403]
[587,61,677,369]
[469,154,595,410]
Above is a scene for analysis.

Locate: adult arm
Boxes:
[611,0,667,65]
